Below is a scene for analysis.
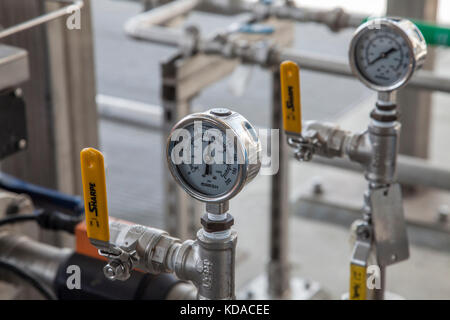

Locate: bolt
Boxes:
[210,108,231,117]
[437,205,449,223]
[356,225,370,240]
[14,88,23,98]
[310,177,324,195]
[104,266,115,278]
[18,139,27,150]
[103,260,125,280]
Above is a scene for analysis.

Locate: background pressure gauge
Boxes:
[166,108,261,203]
[349,17,427,92]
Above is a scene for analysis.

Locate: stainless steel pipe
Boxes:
[124,12,450,94]
[124,0,200,46]
[312,155,450,192]
[278,49,450,93]
[196,1,365,30]
[0,232,71,289]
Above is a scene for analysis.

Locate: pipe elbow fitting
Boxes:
[345,130,372,166]
[303,120,352,158]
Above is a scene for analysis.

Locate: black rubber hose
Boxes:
[0,259,57,300]
[35,210,82,234]
[0,209,81,234]
[0,213,39,227]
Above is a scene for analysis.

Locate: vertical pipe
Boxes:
[268,69,290,298]
[387,0,437,186]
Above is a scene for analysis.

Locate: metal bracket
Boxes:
[370,183,409,266]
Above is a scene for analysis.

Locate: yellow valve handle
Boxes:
[80,148,110,245]
[280,60,302,136]
[349,263,367,300]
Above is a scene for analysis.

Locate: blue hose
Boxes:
[0,172,84,215]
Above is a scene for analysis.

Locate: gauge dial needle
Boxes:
[203,164,211,176]
[369,47,398,65]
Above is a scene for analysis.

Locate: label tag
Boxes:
[349,240,371,300]
[280,61,302,136]
[370,184,409,266]
[80,148,110,243]
[350,264,367,300]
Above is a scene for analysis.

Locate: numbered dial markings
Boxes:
[355,26,411,87]
[170,123,240,197]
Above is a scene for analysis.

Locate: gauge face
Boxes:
[354,25,412,88]
[168,122,241,197]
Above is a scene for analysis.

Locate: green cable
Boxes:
[361,17,450,47]
[413,20,450,47]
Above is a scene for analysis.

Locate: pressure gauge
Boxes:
[166,108,261,203]
[349,17,427,91]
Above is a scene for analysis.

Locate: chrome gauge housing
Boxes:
[349,17,427,92]
[166,108,261,203]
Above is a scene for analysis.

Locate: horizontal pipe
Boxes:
[0,232,198,300]
[126,25,184,47]
[277,49,450,93]
[312,155,450,192]
[0,232,71,289]
[96,94,162,130]
[95,94,450,193]
[0,0,84,40]
[124,11,450,94]
[124,0,200,45]
[197,1,450,46]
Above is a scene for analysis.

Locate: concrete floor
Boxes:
[93,0,450,299]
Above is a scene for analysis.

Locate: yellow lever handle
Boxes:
[349,263,367,300]
[80,148,110,246]
[280,60,302,136]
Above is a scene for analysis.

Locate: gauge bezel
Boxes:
[349,18,425,92]
[166,110,260,203]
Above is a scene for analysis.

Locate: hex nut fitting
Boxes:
[370,110,398,122]
[201,213,234,233]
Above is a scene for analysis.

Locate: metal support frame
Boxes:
[268,69,290,298]
[0,0,57,190]
[45,0,99,197]
[387,0,437,185]
[0,45,29,91]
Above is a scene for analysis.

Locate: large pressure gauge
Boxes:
[166,108,261,203]
[349,17,427,91]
